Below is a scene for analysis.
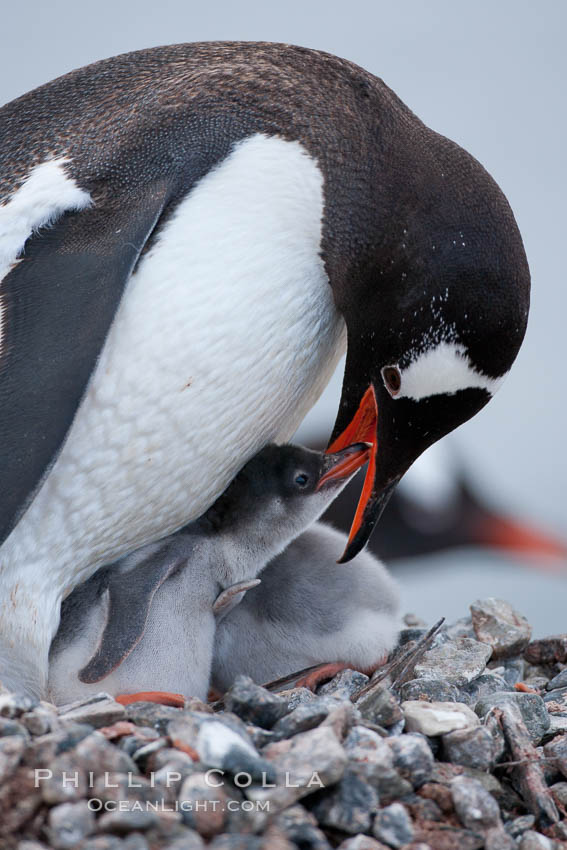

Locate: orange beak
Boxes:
[327,385,381,561]
[316,442,371,491]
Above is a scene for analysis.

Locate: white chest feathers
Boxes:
[3,134,346,594]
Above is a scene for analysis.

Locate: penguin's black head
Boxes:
[328,130,530,562]
[204,442,369,543]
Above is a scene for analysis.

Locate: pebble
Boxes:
[470,598,532,658]
[344,725,412,803]
[474,692,550,742]
[57,692,126,728]
[385,733,434,787]
[524,634,567,665]
[311,767,378,834]
[224,676,289,729]
[337,837,390,850]
[96,809,161,834]
[372,802,414,848]
[543,734,567,779]
[400,678,460,703]
[442,726,495,771]
[518,832,554,850]
[247,725,347,810]
[169,713,274,782]
[457,673,512,707]
[546,668,567,691]
[402,701,480,736]
[46,801,96,849]
[413,636,493,687]
[273,804,332,850]
[450,775,501,830]
[319,669,369,699]
[271,700,330,740]
[355,685,403,728]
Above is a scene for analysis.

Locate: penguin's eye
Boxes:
[295,473,309,488]
[382,365,402,397]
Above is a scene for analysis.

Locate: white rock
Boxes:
[402,701,480,736]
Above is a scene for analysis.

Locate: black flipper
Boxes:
[0,181,171,544]
[78,546,185,684]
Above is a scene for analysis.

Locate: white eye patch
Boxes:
[387,341,506,401]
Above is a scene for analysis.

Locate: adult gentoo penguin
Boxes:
[0,42,530,697]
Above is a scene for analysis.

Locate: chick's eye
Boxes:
[295,473,309,488]
[382,365,402,396]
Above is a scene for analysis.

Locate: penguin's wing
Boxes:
[0,179,172,544]
[78,545,185,684]
[213,579,262,622]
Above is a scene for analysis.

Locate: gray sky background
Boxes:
[1,0,565,537]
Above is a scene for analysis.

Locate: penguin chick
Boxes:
[212,522,402,693]
[48,442,369,704]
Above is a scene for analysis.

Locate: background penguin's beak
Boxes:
[316,443,371,491]
[326,385,398,563]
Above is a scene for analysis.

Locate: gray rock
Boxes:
[271,700,330,740]
[319,669,369,699]
[178,773,229,838]
[497,658,525,687]
[505,815,536,837]
[475,692,550,742]
[546,668,567,690]
[22,704,57,736]
[224,676,289,729]
[458,673,512,707]
[169,714,274,783]
[400,678,460,703]
[355,685,403,727]
[57,692,126,728]
[518,832,554,850]
[46,801,96,849]
[97,809,160,834]
[159,832,205,850]
[372,802,414,848]
[543,734,567,779]
[442,726,495,771]
[0,692,38,717]
[0,733,26,782]
[124,701,187,732]
[79,838,124,850]
[550,780,567,807]
[282,688,318,711]
[0,717,30,739]
[39,753,88,803]
[273,804,332,850]
[386,733,434,787]
[402,701,480,736]
[344,725,412,803]
[337,837,390,850]
[543,686,567,714]
[122,836,150,850]
[312,767,378,834]
[73,730,138,774]
[548,714,567,735]
[484,827,515,850]
[470,598,531,658]
[247,725,347,810]
[451,775,501,830]
[413,636,493,687]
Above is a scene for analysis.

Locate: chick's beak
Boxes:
[316,442,371,491]
[327,385,397,562]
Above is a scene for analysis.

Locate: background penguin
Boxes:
[0,42,530,697]
[48,442,369,704]
[212,522,401,694]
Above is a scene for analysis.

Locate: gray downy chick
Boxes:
[212,522,402,693]
[48,442,370,704]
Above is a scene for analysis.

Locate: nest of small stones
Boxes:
[1,597,567,850]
